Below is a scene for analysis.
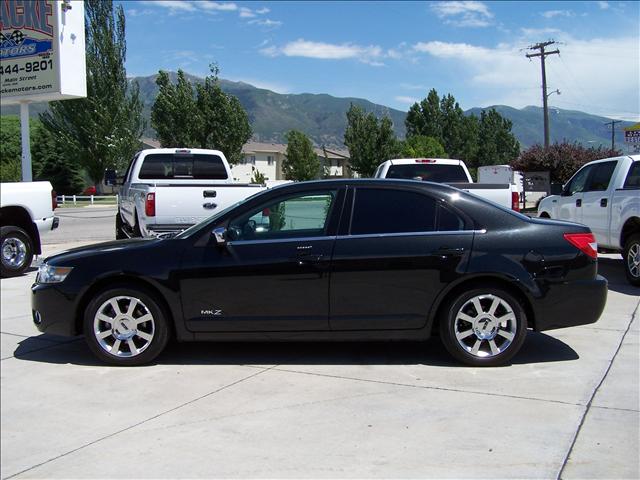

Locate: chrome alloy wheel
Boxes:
[1,237,27,268]
[627,242,640,279]
[93,296,155,358]
[454,294,517,358]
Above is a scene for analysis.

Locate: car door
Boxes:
[329,186,474,331]
[580,160,618,245]
[555,164,595,223]
[179,188,343,332]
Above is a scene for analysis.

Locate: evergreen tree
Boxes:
[344,104,401,177]
[476,109,520,168]
[151,70,198,148]
[39,0,144,193]
[33,127,85,194]
[283,130,320,181]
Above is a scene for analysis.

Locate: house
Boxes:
[141,138,352,182]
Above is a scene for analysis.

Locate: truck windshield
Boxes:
[385,164,469,183]
[138,153,228,180]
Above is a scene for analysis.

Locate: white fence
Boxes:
[57,194,118,205]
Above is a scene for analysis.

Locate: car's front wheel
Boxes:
[83,285,170,365]
[1,226,34,277]
[440,287,527,367]
[623,233,640,287]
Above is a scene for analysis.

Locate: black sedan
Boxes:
[32,180,607,366]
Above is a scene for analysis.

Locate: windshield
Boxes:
[175,188,267,239]
[385,164,469,183]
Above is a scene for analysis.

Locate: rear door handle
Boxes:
[600,198,608,207]
[295,253,324,266]
[576,199,582,207]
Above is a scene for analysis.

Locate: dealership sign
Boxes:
[624,123,640,144]
[0,0,86,105]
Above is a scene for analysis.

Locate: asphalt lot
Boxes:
[0,206,638,479]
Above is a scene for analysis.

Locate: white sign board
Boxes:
[0,0,86,105]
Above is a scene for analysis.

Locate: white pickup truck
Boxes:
[374,158,520,211]
[1,181,59,276]
[538,155,640,285]
[117,148,266,238]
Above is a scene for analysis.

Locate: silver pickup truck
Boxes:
[117,148,265,238]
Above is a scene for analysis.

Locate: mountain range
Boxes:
[2,71,636,150]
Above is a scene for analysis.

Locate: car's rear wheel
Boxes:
[440,287,527,367]
[1,226,34,277]
[83,285,169,365]
[623,233,640,287]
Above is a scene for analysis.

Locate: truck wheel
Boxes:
[439,287,527,367]
[115,212,127,240]
[623,234,640,287]
[1,226,34,277]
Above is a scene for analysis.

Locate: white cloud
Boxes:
[430,1,494,27]
[597,1,610,9]
[239,7,256,17]
[248,18,282,28]
[410,35,640,119]
[400,83,429,91]
[261,39,385,65]
[395,96,420,104]
[200,2,238,11]
[541,10,574,18]
[140,1,196,12]
[256,7,270,14]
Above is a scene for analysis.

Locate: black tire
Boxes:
[623,233,640,287]
[115,211,127,240]
[439,286,527,367]
[1,226,35,277]
[83,284,170,366]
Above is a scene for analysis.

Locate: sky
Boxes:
[121,1,640,121]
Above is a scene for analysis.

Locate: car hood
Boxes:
[45,238,163,265]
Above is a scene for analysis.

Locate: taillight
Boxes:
[51,190,57,210]
[145,193,156,217]
[511,191,520,212]
[564,233,598,259]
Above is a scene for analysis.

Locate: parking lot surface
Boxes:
[1,213,638,478]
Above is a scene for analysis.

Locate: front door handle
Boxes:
[600,198,608,207]
[295,253,324,266]
[576,199,582,207]
[437,247,466,256]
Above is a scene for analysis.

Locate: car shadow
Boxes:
[12,331,578,368]
[0,266,37,281]
[598,257,638,295]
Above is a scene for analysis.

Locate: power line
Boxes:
[526,40,560,148]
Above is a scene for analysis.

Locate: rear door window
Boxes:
[585,161,617,191]
[138,153,228,180]
[350,188,437,235]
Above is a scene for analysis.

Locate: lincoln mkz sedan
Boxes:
[32,180,608,366]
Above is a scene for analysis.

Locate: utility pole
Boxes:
[604,120,622,151]
[526,41,560,148]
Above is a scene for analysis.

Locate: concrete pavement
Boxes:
[0,231,638,478]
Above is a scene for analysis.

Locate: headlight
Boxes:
[37,265,73,284]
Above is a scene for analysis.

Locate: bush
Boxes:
[511,142,621,183]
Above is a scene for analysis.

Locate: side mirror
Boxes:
[212,227,227,245]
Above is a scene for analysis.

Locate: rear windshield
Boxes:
[385,164,468,183]
[138,153,228,180]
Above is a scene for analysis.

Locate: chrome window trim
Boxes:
[227,230,485,246]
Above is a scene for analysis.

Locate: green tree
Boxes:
[40,0,144,192]
[151,70,197,148]
[250,166,266,184]
[0,116,44,182]
[399,135,447,158]
[194,65,252,165]
[33,127,85,194]
[406,89,442,140]
[283,130,320,181]
[475,109,520,168]
[344,104,401,177]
